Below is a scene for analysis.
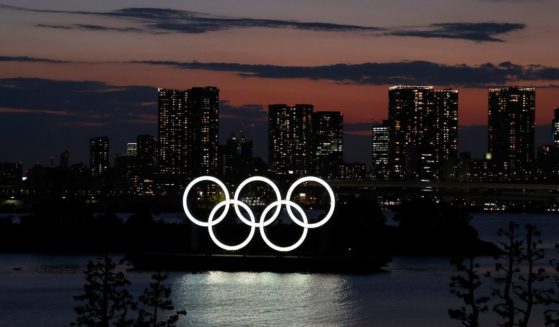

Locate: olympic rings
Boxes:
[182,176,336,252]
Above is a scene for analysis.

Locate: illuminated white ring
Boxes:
[182,175,336,252]
[208,200,256,251]
[259,200,308,252]
[233,176,282,227]
[285,176,336,228]
[182,176,230,227]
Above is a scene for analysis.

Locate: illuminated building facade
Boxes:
[126,143,137,157]
[158,88,188,176]
[186,87,220,177]
[312,111,343,179]
[371,121,389,180]
[339,162,367,179]
[157,87,220,177]
[488,87,535,173]
[553,108,559,147]
[0,162,22,196]
[388,86,458,181]
[434,89,459,174]
[136,134,158,195]
[268,104,314,176]
[89,136,109,176]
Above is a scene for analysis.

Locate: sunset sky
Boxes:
[1,0,559,166]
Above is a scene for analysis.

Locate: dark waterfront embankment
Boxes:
[130,253,391,274]
[0,196,504,274]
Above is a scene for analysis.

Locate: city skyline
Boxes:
[1,1,559,166]
[53,85,559,184]
[2,84,559,171]
[2,83,556,205]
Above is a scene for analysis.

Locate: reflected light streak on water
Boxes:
[172,272,354,326]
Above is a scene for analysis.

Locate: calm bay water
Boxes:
[0,213,558,326]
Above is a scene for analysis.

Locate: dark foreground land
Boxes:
[130,253,392,274]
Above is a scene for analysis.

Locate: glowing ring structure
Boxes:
[259,200,308,252]
[182,176,336,252]
[208,200,256,251]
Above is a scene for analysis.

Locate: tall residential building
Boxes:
[186,87,220,177]
[0,162,22,196]
[90,136,109,176]
[157,87,220,177]
[137,134,157,168]
[135,134,158,196]
[488,87,535,172]
[371,121,389,180]
[434,89,459,170]
[339,162,367,180]
[158,88,188,176]
[312,111,343,179]
[268,104,314,176]
[553,108,559,147]
[387,86,458,181]
[126,143,137,157]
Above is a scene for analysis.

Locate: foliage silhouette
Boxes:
[544,245,559,326]
[135,272,187,327]
[73,256,187,326]
[448,254,489,327]
[485,223,550,327]
[72,254,135,327]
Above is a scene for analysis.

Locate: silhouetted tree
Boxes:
[135,272,187,327]
[515,225,549,327]
[72,255,135,327]
[544,245,559,326]
[448,254,489,327]
[487,223,550,327]
[487,222,523,327]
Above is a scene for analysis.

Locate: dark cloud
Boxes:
[220,101,266,121]
[0,4,525,42]
[0,78,154,118]
[109,7,381,33]
[36,23,147,33]
[2,4,381,34]
[0,55,68,63]
[2,54,559,87]
[135,60,559,87]
[389,23,526,42]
